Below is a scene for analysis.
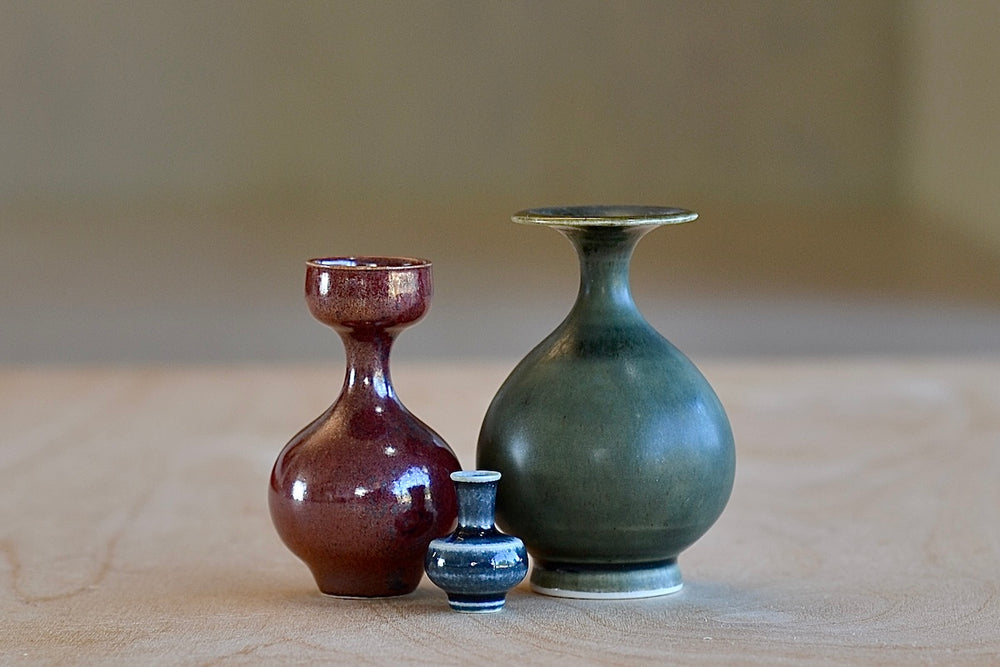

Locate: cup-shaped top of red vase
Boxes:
[305,257,432,331]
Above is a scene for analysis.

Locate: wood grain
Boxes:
[1,360,998,664]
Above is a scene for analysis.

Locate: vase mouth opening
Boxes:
[307,256,432,271]
[512,205,697,227]
[451,470,502,484]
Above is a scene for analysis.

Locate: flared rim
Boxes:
[512,205,697,227]
[450,470,502,483]
[306,256,431,270]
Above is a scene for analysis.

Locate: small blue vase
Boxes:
[424,471,528,613]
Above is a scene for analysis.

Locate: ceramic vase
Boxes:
[269,256,460,597]
[477,206,736,599]
[425,470,528,613]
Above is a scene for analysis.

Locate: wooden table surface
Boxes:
[2,359,998,664]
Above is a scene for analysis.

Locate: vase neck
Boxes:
[561,225,653,317]
[339,328,397,401]
[455,479,499,531]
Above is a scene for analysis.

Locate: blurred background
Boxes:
[2,1,998,364]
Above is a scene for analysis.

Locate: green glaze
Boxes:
[477,206,735,599]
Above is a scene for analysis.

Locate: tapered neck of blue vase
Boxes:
[559,224,655,321]
[455,478,499,532]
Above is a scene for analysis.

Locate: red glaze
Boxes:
[269,257,460,597]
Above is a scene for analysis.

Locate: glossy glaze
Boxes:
[425,471,528,613]
[477,206,736,598]
[270,257,460,597]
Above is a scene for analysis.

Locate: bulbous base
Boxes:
[530,559,682,599]
[425,534,528,612]
[270,418,460,598]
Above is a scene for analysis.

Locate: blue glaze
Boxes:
[424,471,528,613]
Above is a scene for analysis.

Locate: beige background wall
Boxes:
[2,1,998,363]
[902,0,1000,254]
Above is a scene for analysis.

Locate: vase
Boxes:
[477,206,736,599]
[269,256,460,597]
[424,470,528,613]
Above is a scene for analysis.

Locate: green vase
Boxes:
[477,206,735,599]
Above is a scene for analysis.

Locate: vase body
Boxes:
[269,256,460,597]
[477,206,736,599]
[425,471,528,613]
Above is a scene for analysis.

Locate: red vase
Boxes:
[269,257,460,597]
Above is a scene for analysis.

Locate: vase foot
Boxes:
[529,560,683,599]
[446,593,508,613]
[320,591,410,599]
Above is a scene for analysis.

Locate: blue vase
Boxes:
[424,471,528,613]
